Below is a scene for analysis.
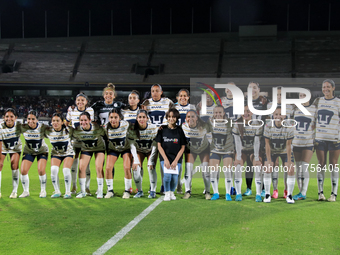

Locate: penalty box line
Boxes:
[93,197,163,255]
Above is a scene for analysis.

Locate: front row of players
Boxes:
[0,90,338,203]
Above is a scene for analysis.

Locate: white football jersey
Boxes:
[128,123,158,154]
[45,127,75,157]
[105,120,131,152]
[182,122,210,154]
[263,123,294,154]
[208,119,234,154]
[122,107,140,124]
[22,123,49,155]
[292,104,317,147]
[232,120,263,151]
[0,121,23,153]
[66,107,94,128]
[313,97,340,142]
[142,98,174,127]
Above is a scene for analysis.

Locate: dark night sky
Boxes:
[0,0,339,38]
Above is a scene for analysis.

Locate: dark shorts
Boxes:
[107,149,130,158]
[315,140,340,152]
[293,146,314,153]
[23,153,48,162]
[51,155,74,161]
[210,152,233,160]
[265,153,294,164]
[81,151,105,157]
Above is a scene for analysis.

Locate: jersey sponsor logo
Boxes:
[51,136,67,140]
[317,109,334,126]
[26,134,40,138]
[186,132,199,136]
[5,132,16,137]
[81,135,95,139]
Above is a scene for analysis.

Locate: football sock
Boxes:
[39,174,47,192]
[317,169,325,194]
[21,174,29,192]
[263,172,271,195]
[97,178,103,195]
[287,175,295,196]
[201,162,210,193]
[124,178,132,192]
[12,169,19,193]
[272,169,278,190]
[184,163,193,192]
[224,169,232,195]
[71,158,79,188]
[254,166,262,196]
[106,179,113,192]
[85,164,91,190]
[301,161,309,196]
[331,167,339,196]
[210,169,219,194]
[234,164,242,195]
[51,166,60,193]
[133,166,142,191]
[148,166,157,192]
[63,168,72,193]
[79,178,86,193]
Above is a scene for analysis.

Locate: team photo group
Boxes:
[0,79,339,204]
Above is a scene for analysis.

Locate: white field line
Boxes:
[93,196,163,255]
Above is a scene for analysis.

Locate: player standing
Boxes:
[45,113,74,198]
[0,108,22,198]
[233,105,263,202]
[65,93,94,195]
[70,112,106,199]
[105,109,132,199]
[313,79,340,202]
[292,92,317,200]
[182,110,211,199]
[129,110,158,198]
[19,110,49,198]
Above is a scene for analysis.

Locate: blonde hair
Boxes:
[103,83,117,97]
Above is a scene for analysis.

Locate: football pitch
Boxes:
[0,139,340,254]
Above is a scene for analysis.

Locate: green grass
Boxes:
[0,138,340,254]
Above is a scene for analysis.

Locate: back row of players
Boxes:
[0,80,339,203]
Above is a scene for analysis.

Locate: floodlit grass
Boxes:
[0,138,339,254]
